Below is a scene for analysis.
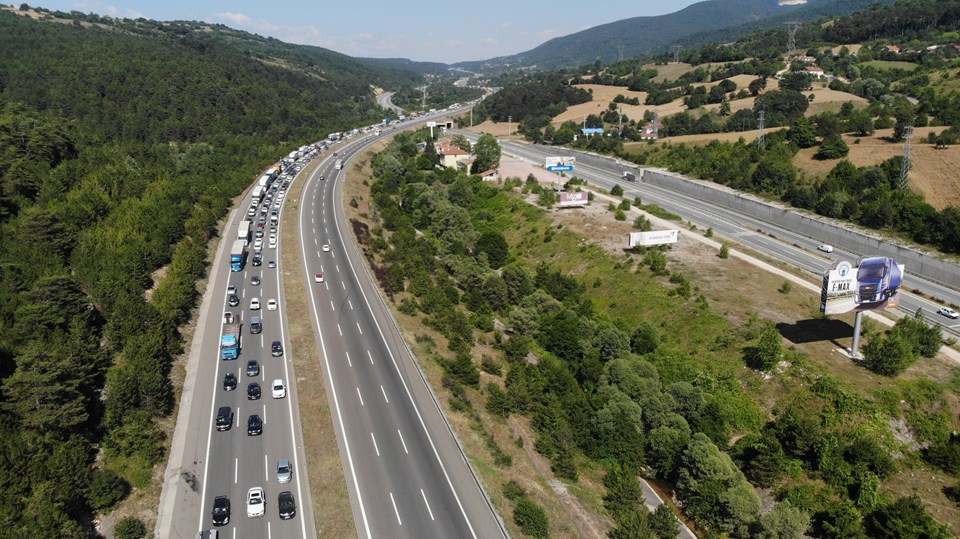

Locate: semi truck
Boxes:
[229,240,246,272]
[220,320,241,360]
[622,171,637,182]
[251,185,264,205]
[855,256,903,305]
[335,159,343,170]
[238,220,251,244]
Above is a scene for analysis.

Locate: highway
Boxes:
[158,158,317,538]
[296,129,506,537]
[456,132,960,338]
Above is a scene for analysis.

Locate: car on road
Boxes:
[253,239,263,251]
[252,253,262,266]
[250,297,261,310]
[249,315,262,334]
[246,360,260,377]
[276,459,292,483]
[272,379,286,399]
[215,406,233,431]
[247,414,263,436]
[269,238,277,249]
[223,372,237,392]
[271,340,283,357]
[246,487,265,518]
[251,275,260,286]
[320,175,325,181]
[212,495,230,526]
[267,299,278,311]
[314,273,324,283]
[938,307,960,319]
[278,491,296,520]
[817,244,834,253]
[247,382,261,400]
[268,260,276,268]
[322,244,330,252]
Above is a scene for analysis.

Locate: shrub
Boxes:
[611,184,624,196]
[113,517,147,539]
[514,497,550,538]
[778,281,793,294]
[719,242,730,259]
[615,209,627,221]
[504,480,526,501]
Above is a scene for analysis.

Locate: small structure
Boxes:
[478,169,499,182]
[804,66,825,79]
[435,140,472,169]
[884,44,901,54]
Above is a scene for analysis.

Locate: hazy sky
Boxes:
[32,0,702,63]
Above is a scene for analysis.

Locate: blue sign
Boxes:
[547,165,575,172]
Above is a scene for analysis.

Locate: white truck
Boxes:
[251,185,264,204]
[334,159,343,170]
[238,220,251,244]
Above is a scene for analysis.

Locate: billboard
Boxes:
[546,156,576,171]
[820,257,905,315]
[559,191,588,208]
[629,229,680,247]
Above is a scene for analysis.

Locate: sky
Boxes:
[30,0,702,63]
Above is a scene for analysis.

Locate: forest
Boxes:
[0,8,396,536]
[360,130,958,538]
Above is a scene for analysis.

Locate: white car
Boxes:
[938,307,960,319]
[269,238,277,249]
[272,379,286,399]
[254,239,263,251]
[322,244,330,252]
[817,244,834,253]
[250,298,261,310]
[246,487,265,518]
[267,299,278,311]
[314,273,324,283]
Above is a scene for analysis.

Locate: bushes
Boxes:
[514,497,550,538]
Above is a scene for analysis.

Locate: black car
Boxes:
[247,382,261,400]
[227,293,240,307]
[252,253,262,266]
[278,491,296,520]
[247,414,262,436]
[246,360,260,377]
[212,495,230,526]
[223,372,237,391]
[251,276,261,286]
[271,341,283,357]
[215,406,233,431]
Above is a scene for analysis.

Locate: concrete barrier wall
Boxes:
[642,169,960,288]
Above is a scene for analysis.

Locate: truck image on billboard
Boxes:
[820,257,905,315]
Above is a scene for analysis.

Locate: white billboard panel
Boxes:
[559,191,588,207]
[820,258,905,315]
[545,156,576,171]
[629,229,680,247]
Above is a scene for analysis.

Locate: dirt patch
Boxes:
[280,159,356,538]
[793,127,960,210]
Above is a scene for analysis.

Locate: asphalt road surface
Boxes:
[296,131,506,538]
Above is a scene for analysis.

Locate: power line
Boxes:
[670,45,682,64]
[617,45,625,63]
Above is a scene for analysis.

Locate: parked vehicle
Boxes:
[238,220,251,244]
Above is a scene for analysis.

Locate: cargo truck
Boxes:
[335,159,343,170]
[251,185,264,205]
[229,240,246,272]
[238,220,251,244]
[220,320,241,360]
[622,171,636,182]
[854,256,903,305]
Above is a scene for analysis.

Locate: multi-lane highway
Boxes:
[158,157,317,538]
[296,134,506,538]
[455,132,960,338]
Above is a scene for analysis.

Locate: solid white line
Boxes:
[298,163,372,539]
[397,430,408,454]
[356,387,364,406]
[357,322,363,335]
[236,407,240,428]
[348,299,354,310]
[267,521,271,539]
[262,402,266,422]
[367,350,374,365]
[381,385,389,403]
[371,432,380,456]
[389,492,402,526]
[264,454,269,483]
[234,458,238,484]
[421,489,435,521]
[337,324,342,336]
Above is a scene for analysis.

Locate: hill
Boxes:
[456,0,887,71]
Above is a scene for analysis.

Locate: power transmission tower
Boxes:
[757,110,766,150]
[419,86,427,109]
[651,110,660,139]
[785,22,801,55]
[899,126,913,190]
[670,45,682,64]
[617,45,625,63]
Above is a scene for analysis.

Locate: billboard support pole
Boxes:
[850,311,863,359]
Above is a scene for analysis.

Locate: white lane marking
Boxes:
[337,324,342,336]
[371,432,380,456]
[336,264,340,273]
[341,281,346,290]
[330,300,336,312]
[389,492,402,526]
[264,454,269,483]
[232,528,236,539]
[421,489,435,521]
[367,350,374,365]
[397,430,408,454]
[357,322,363,335]
[348,299,353,310]
[234,458,238,484]
[380,385,389,403]
[262,402,266,422]
[236,407,240,428]
[267,521,271,539]
[356,387,364,406]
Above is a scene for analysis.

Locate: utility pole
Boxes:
[508,115,512,136]
[899,126,913,190]
[618,105,623,132]
[757,110,766,150]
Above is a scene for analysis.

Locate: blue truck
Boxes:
[855,257,903,305]
[220,315,241,360]
[229,240,246,272]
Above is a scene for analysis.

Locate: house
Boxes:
[793,55,817,63]
[885,44,901,54]
[639,121,660,140]
[478,169,499,182]
[804,66,825,79]
[435,140,472,169]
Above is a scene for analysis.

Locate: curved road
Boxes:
[296,127,505,538]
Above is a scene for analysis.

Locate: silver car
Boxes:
[276,459,292,484]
